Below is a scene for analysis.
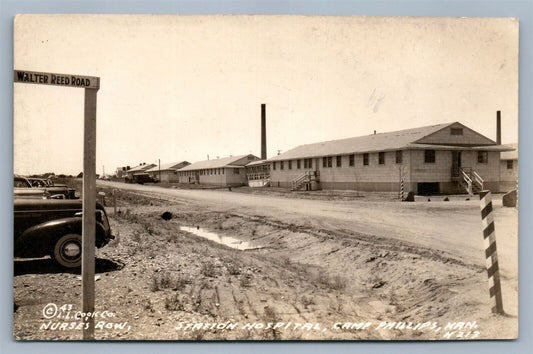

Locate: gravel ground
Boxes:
[13,181,518,340]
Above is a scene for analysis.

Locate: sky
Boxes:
[13,15,519,176]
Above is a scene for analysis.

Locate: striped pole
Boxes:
[400,179,404,201]
[479,190,504,314]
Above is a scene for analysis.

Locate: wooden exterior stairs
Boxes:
[458,167,484,196]
[291,171,319,191]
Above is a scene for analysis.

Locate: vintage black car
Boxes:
[125,172,157,184]
[14,199,114,268]
[14,175,75,200]
[28,177,78,199]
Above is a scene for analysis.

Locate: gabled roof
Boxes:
[268,123,450,161]
[179,154,258,171]
[500,143,518,160]
[146,161,190,172]
[128,163,156,172]
[268,122,501,161]
[246,159,269,166]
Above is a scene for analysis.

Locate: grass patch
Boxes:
[201,261,218,277]
[164,293,184,311]
[150,271,189,292]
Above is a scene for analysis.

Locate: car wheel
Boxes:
[53,234,82,268]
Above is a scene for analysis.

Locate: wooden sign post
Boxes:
[14,70,100,339]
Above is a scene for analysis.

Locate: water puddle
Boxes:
[180,226,259,250]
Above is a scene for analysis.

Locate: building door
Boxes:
[451,151,462,177]
[195,171,200,184]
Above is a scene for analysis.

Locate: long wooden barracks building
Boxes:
[266,122,513,194]
[177,154,259,186]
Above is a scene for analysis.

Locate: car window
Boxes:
[14,178,31,188]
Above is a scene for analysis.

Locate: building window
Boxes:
[478,151,488,164]
[308,159,313,168]
[424,150,436,163]
[450,128,463,135]
[297,159,301,169]
[323,157,327,168]
[280,161,284,170]
[327,156,332,168]
[222,169,225,174]
[396,150,403,164]
[379,152,385,165]
[288,160,292,169]
[336,156,342,167]
[507,160,513,169]
[304,159,308,168]
[234,168,240,174]
[363,153,369,166]
[349,154,354,166]
[272,162,276,170]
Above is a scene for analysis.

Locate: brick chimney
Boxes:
[496,111,501,145]
[261,104,267,160]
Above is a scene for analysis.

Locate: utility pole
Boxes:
[158,159,161,183]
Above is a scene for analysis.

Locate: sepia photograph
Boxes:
[12,14,518,341]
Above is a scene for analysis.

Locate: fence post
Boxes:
[479,190,504,314]
[97,191,106,206]
[113,189,117,215]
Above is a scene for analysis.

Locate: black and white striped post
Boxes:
[398,166,405,201]
[479,190,504,314]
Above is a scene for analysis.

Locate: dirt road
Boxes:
[98,181,517,270]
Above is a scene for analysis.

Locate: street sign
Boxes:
[14,70,99,89]
[14,69,99,340]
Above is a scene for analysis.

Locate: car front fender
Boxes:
[14,217,106,258]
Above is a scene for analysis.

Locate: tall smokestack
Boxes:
[496,111,501,145]
[261,103,267,160]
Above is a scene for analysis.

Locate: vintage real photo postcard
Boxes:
[13,15,518,340]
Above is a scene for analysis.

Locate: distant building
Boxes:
[177,154,259,186]
[267,122,512,194]
[499,143,518,192]
[125,163,156,181]
[115,166,130,178]
[245,160,271,187]
[146,161,190,183]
